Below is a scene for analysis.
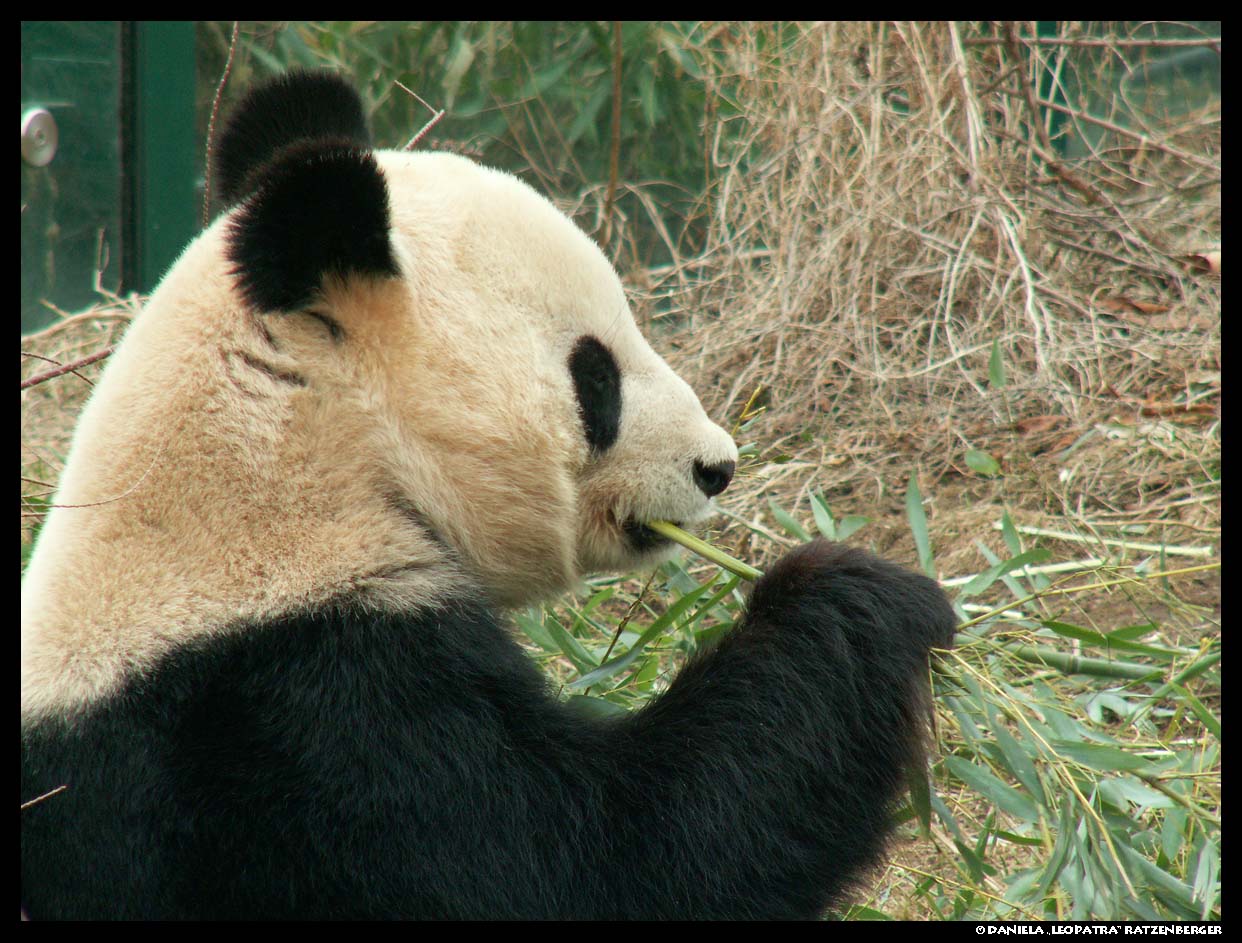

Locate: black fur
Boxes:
[568,335,623,452]
[21,540,954,920]
[226,141,398,312]
[213,70,372,207]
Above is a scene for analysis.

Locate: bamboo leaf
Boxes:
[1192,838,1220,917]
[567,581,713,690]
[566,694,629,720]
[1052,741,1159,773]
[1171,684,1221,741]
[959,548,1051,597]
[543,616,599,673]
[513,609,559,654]
[1115,843,1199,916]
[838,515,870,540]
[809,492,837,539]
[965,449,1002,477]
[768,499,812,541]
[944,755,1041,822]
[989,338,1007,389]
[1000,511,1023,555]
[905,475,934,578]
[988,716,1043,798]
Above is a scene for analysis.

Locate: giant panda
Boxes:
[21,71,956,920]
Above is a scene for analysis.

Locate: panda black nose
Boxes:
[692,460,735,498]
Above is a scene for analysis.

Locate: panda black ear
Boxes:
[213,70,372,207]
[226,140,399,313]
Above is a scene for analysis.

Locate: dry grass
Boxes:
[605,25,1218,917]
[618,22,1220,919]
[21,303,135,547]
[613,22,1220,581]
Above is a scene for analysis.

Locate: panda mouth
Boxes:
[622,519,678,552]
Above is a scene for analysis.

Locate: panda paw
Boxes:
[746,539,958,657]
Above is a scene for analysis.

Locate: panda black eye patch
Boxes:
[568,335,622,453]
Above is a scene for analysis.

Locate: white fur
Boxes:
[21,151,737,717]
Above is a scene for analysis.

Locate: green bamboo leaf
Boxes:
[1052,741,1158,773]
[580,587,615,615]
[566,694,629,720]
[1115,842,1198,915]
[513,609,558,653]
[930,801,987,883]
[1003,868,1042,907]
[1111,638,1185,659]
[768,499,811,541]
[994,829,1043,846]
[522,58,574,98]
[1036,801,1076,898]
[988,717,1043,798]
[838,515,870,540]
[541,613,599,673]
[637,68,661,126]
[1043,619,1111,646]
[1171,684,1221,741]
[1108,622,1158,641]
[655,27,704,79]
[905,475,934,578]
[906,766,931,830]
[1153,651,1221,697]
[989,338,1007,389]
[1081,691,1140,725]
[1000,511,1023,555]
[946,696,985,742]
[583,20,611,55]
[972,539,1032,600]
[839,519,869,541]
[1192,838,1220,917]
[568,581,713,690]
[944,755,1041,822]
[965,449,1002,477]
[442,34,477,108]
[1097,777,1176,812]
[809,492,837,539]
[565,84,611,146]
[1160,807,1188,863]
[959,548,1051,597]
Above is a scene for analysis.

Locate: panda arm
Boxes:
[23,541,951,919]
[603,539,956,918]
[202,539,948,919]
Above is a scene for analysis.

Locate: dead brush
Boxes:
[612,22,1220,919]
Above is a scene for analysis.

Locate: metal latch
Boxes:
[21,108,58,167]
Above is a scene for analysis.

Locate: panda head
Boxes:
[21,71,736,707]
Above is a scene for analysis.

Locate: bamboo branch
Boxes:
[601,21,623,249]
[646,521,764,582]
[201,21,241,225]
[21,346,115,390]
[964,36,1221,50]
[993,523,1215,558]
[396,80,445,151]
[1023,94,1220,174]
